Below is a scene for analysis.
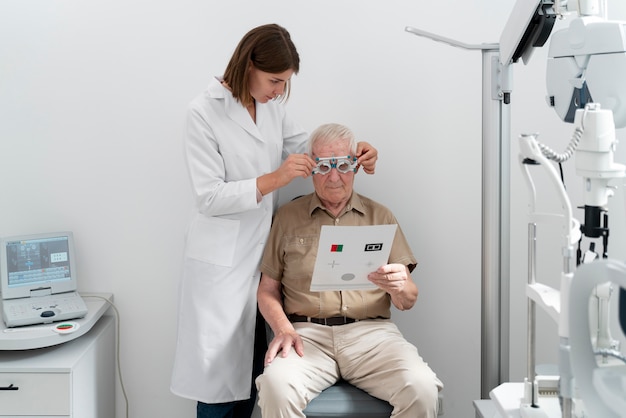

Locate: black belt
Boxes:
[288,314,358,326]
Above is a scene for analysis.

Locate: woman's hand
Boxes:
[258,153,316,197]
[355,141,378,174]
[276,153,316,184]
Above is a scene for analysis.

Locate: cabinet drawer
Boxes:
[0,372,70,415]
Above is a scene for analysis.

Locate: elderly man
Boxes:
[255,123,443,417]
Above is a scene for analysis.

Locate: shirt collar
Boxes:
[308,192,366,217]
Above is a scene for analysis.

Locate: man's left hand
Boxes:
[367,263,407,294]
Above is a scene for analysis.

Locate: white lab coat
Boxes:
[170,77,308,403]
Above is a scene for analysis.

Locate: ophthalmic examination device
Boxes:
[494,0,626,417]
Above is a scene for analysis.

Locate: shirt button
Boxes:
[299,238,304,244]
[342,306,348,311]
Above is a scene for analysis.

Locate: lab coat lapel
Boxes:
[223,92,264,142]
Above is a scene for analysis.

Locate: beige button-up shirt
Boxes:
[260,192,417,320]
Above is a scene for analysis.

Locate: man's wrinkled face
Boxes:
[311,139,355,207]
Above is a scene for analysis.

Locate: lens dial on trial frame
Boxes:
[312,156,357,175]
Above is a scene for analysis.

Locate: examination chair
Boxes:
[303,380,393,418]
[304,380,444,417]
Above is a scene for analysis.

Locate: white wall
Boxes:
[3,1,625,418]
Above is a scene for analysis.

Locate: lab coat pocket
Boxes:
[186,215,239,267]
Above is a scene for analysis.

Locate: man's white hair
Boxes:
[307,123,357,156]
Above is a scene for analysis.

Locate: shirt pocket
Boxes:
[186,215,240,267]
[283,235,318,288]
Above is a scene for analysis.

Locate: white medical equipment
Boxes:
[0,231,88,327]
[408,0,626,416]
[497,0,626,417]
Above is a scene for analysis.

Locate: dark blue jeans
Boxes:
[197,310,267,418]
[196,398,255,418]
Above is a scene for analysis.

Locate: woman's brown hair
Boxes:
[223,24,300,108]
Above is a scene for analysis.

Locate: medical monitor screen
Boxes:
[0,232,77,299]
[6,236,71,288]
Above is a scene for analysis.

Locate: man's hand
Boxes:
[367,263,409,293]
[264,329,304,366]
[368,263,418,310]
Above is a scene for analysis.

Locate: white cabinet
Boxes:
[0,315,115,417]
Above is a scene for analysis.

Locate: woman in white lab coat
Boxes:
[170,24,377,418]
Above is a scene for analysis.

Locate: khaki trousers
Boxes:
[256,319,443,418]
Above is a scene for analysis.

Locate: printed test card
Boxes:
[310,224,397,291]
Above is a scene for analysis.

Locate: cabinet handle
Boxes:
[0,384,19,390]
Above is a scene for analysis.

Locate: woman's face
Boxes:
[248,66,294,104]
